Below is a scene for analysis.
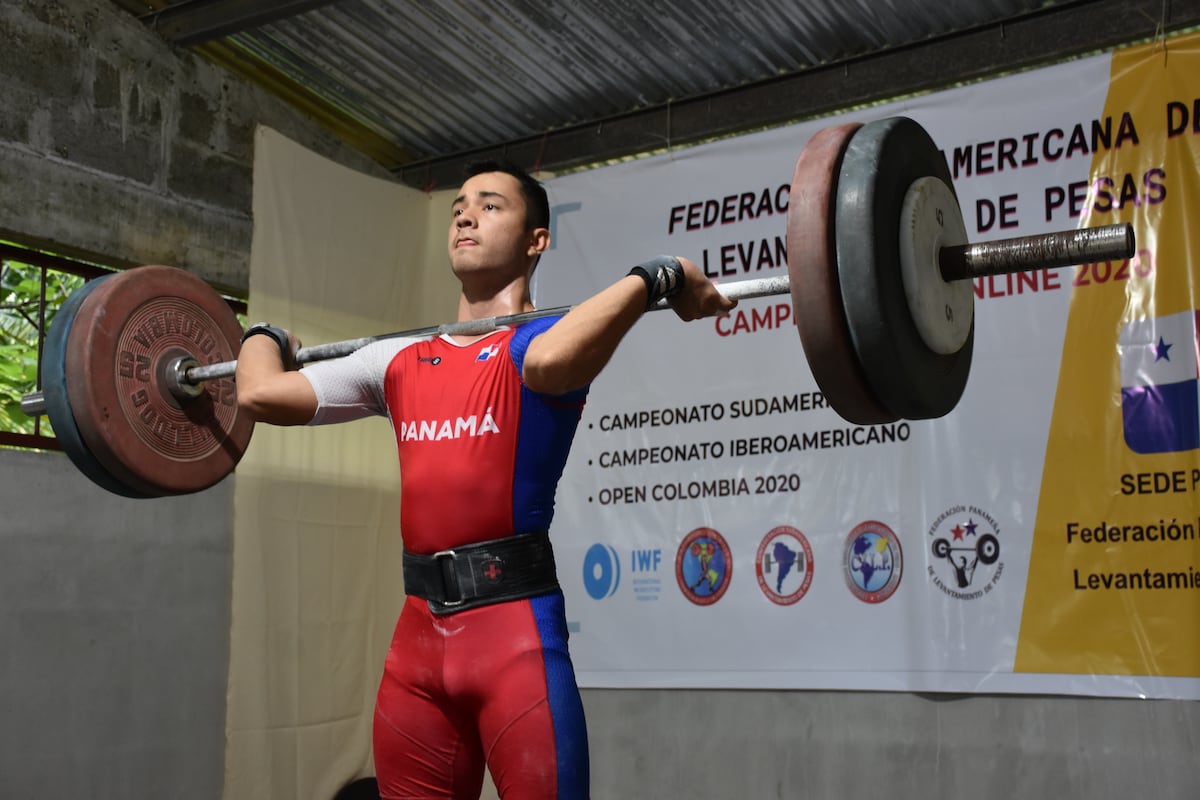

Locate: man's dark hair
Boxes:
[463,159,550,231]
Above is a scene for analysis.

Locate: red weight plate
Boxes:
[65,265,254,495]
[787,123,898,425]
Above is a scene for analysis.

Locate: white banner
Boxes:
[535,35,1200,698]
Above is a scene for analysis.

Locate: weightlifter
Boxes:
[235,160,735,800]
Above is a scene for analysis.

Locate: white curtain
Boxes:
[224,127,459,800]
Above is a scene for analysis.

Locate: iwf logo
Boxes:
[927,506,1003,600]
[675,528,732,605]
[843,521,903,603]
[755,525,814,605]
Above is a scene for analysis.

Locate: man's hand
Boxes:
[667,257,738,321]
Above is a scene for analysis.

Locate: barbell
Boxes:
[21,116,1135,498]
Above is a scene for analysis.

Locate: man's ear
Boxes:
[527,227,550,258]
[526,228,549,280]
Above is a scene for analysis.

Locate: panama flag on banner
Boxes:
[1118,311,1200,454]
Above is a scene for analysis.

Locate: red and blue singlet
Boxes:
[304,317,590,799]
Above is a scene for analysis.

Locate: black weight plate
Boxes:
[42,274,151,498]
[835,117,974,420]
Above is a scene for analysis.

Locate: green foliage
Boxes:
[0,259,84,438]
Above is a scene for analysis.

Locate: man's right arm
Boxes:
[235,333,319,426]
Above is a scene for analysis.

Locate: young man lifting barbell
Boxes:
[235,160,735,800]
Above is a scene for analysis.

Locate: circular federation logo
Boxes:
[675,527,732,605]
[755,525,814,605]
[927,506,1003,600]
[843,520,903,603]
[582,543,621,599]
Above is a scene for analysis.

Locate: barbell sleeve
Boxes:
[940,222,1135,281]
[21,392,47,419]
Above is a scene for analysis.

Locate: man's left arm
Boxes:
[521,256,735,395]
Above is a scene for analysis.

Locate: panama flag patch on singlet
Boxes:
[476,343,501,362]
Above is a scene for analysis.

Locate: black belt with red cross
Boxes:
[402,531,559,615]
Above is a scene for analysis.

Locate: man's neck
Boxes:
[451,276,534,343]
[459,270,533,315]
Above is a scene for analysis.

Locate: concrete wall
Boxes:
[581,689,1200,799]
[0,447,232,799]
[0,0,386,296]
[3,2,1200,800]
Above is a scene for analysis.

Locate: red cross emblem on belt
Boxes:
[482,559,503,582]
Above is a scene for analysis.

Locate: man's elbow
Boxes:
[523,351,585,396]
[235,381,312,426]
[235,383,274,422]
[523,361,572,396]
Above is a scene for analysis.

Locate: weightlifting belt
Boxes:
[402,531,558,615]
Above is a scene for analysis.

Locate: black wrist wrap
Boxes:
[241,323,297,371]
[628,255,684,309]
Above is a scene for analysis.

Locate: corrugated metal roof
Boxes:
[112,0,1191,186]
[221,0,1044,157]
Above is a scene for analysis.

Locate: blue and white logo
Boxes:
[582,543,621,599]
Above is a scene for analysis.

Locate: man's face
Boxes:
[448,171,542,282]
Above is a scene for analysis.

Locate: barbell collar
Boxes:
[165,356,206,399]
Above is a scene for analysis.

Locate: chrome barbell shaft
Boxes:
[18,274,787,418]
[19,222,1135,419]
[201,221,1133,382]
[183,274,794,384]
